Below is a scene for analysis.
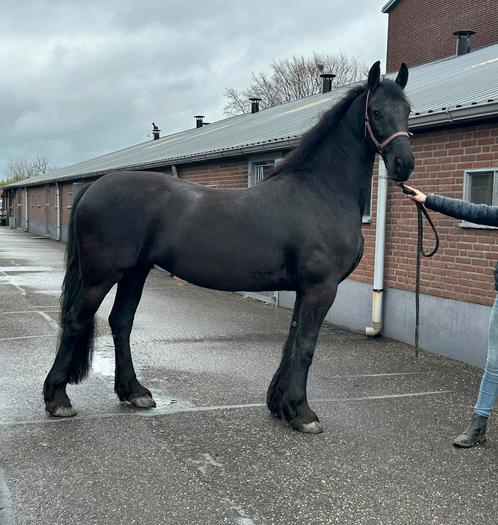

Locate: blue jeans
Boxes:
[474,294,498,417]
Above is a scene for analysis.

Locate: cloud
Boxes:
[0,0,388,178]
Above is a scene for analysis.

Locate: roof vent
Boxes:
[194,115,205,128]
[453,29,476,56]
[249,97,262,113]
[320,73,336,93]
[152,122,160,140]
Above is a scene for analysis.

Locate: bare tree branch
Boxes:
[224,52,368,116]
[1,157,56,186]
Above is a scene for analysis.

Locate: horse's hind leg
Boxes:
[108,266,155,409]
[43,281,114,417]
[267,282,337,433]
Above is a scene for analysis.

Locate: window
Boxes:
[248,155,283,188]
[30,194,34,207]
[462,169,498,228]
[73,182,85,197]
[248,160,275,187]
[67,182,85,208]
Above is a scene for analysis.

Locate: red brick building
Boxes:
[5,0,498,366]
[384,0,498,72]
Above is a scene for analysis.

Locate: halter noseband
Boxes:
[364,90,412,153]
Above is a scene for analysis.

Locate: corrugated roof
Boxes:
[382,0,401,13]
[7,42,498,189]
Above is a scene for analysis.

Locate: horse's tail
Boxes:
[59,183,94,384]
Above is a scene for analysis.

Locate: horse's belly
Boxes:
[155,243,292,292]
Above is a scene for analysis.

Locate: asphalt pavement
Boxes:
[0,226,497,525]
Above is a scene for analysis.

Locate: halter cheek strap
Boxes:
[364,90,412,153]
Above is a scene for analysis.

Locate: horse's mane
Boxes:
[270,83,367,177]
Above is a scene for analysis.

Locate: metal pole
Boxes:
[366,160,388,336]
[56,182,61,241]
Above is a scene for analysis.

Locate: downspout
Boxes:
[366,159,388,336]
[24,187,28,232]
[56,183,61,241]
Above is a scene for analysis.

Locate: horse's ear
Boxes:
[368,61,381,91]
[395,63,409,89]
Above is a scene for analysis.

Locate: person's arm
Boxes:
[402,185,498,227]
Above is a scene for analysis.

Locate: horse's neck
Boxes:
[313,94,375,201]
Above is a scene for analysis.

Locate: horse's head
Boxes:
[365,61,414,182]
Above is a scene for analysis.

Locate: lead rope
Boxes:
[400,184,440,357]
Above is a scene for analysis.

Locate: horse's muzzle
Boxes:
[384,147,415,182]
[392,155,415,182]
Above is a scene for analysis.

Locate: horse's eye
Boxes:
[372,109,381,118]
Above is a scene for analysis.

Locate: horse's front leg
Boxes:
[267,291,301,417]
[267,281,337,433]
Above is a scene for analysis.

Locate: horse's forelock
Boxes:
[378,78,410,109]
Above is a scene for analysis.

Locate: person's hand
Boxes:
[402,184,426,204]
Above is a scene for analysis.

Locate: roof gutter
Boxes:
[381,0,400,13]
[409,101,498,130]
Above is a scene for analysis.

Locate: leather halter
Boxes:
[364,90,412,153]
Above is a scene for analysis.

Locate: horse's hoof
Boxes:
[130,395,156,409]
[48,405,78,418]
[297,421,323,434]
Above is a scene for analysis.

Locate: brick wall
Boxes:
[349,120,498,307]
[386,0,498,72]
[176,157,249,188]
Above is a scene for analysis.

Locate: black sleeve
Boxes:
[425,194,498,227]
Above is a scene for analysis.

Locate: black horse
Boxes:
[43,61,414,433]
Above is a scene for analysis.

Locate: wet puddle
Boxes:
[92,345,193,415]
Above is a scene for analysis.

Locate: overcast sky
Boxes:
[0,0,389,179]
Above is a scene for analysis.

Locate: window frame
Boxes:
[460,168,498,229]
[247,153,283,188]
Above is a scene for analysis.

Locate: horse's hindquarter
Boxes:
[74,172,174,280]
